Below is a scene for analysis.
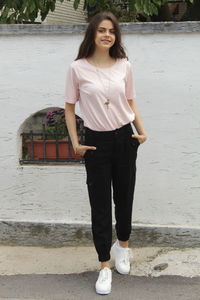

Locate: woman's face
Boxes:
[94,20,116,51]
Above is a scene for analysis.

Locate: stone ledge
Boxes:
[0,221,200,247]
[0,22,200,35]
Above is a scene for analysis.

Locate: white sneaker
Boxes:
[95,267,112,295]
[111,240,133,274]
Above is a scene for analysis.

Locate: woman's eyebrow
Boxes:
[98,26,115,30]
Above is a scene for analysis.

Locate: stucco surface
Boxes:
[0,28,199,228]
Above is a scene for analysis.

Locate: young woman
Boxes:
[65,11,147,295]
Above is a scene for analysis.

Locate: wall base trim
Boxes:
[0,221,200,247]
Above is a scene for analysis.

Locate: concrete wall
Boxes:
[0,22,200,245]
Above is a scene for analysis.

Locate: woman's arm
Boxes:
[65,103,79,151]
[65,102,96,155]
[128,99,148,144]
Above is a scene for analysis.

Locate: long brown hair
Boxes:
[75,11,127,60]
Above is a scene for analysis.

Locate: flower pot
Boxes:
[26,140,81,160]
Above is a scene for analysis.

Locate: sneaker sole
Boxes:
[96,288,111,295]
[116,269,130,275]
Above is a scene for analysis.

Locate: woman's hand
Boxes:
[131,134,147,144]
[75,144,96,156]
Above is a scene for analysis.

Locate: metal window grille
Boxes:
[20,118,85,165]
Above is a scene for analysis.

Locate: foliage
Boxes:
[0,0,64,24]
[44,108,67,138]
[182,0,200,20]
[43,108,82,140]
[0,0,195,24]
[76,0,194,22]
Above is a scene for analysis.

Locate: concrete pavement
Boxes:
[0,245,200,277]
[0,273,200,300]
[0,245,200,299]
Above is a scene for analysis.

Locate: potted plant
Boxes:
[26,108,82,161]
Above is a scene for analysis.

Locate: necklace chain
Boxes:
[93,60,111,109]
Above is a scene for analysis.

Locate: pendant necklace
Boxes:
[94,61,111,109]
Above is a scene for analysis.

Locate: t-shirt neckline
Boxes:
[84,58,118,70]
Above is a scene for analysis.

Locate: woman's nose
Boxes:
[105,30,111,36]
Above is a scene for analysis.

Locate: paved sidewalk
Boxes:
[0,245,200,299]
[0,245,200,277]
[0,273,200,300]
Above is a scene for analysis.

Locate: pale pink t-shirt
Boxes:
[65,57,136,131]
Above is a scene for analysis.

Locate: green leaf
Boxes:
[24,7,30,20]
[151,5,158,15]
[73,0,80,9]
[136,0,144,11]
[17,15,23,23]
[154,0,161,6]
[8,12,16,24]
[21,12,30,21]
[88,0,96,6]
[21,0,28,11]
[0,0,7,10]
[40,7,50,22]
[38,0,45,11]
[29,11,36,22]
[83,0,88,10]
[12,0,21,10]
[28,1,36,14]
[128,0,135,11]
[143,2,149,15]
[135,4,141,12]
[49,1,56,11]
[0,6,10,19]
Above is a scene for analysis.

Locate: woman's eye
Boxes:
[98,29,115,34]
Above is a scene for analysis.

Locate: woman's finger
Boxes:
[131,134,140,139]
[86,146,96,150]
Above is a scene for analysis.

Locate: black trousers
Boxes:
[83,123,139,262]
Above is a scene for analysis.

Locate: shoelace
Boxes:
[99,268,110,282]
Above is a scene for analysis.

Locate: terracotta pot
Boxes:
[26,140,81,160]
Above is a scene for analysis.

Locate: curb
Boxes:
[0,221,200,247]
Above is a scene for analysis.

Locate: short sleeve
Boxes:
[64,63,80,104]
[125,61,136,100]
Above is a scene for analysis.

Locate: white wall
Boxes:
[0,29,199,226]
